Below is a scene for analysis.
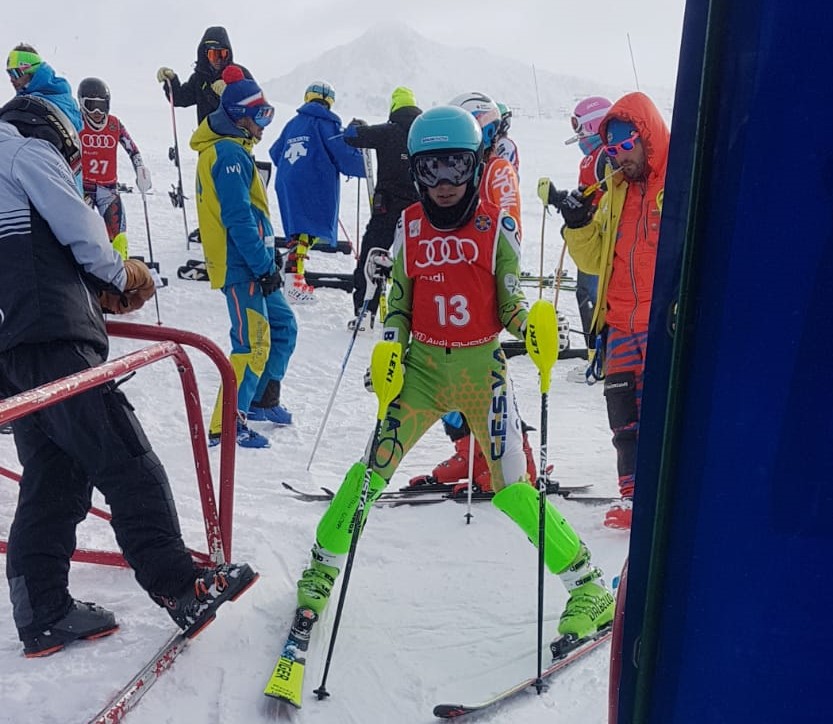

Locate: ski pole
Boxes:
[165,79,190,249]
[313,340,404,700]
[306,249,392,470]
[553,241,568,311]
[355,179,361,249]
[538,202,547,300]
[464,431,475,524]
[140,189,162,325]
[524,299,559,694]
[337,217,358,259]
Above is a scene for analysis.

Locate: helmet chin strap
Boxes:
[421,184,480,230]
[84,109,107,131]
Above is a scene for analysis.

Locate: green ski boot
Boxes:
[555,543,615,653]
[297,544,342,615]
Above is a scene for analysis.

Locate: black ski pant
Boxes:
[352,209,401,316]
[575,269,599,349]
[0,342,196,638]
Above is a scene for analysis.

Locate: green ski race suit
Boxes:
[299,199,590,616]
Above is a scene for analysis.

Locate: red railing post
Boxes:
[0,323,239,569]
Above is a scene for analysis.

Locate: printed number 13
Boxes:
[434,294,470,327]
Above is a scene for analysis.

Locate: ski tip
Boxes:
[433,703,472,718]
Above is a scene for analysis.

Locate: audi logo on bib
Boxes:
[414,236,479,268]
[82,134,117,149]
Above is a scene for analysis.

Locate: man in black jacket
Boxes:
[0,95,258,657]
[156,26,253,123]
[344,86,421,327]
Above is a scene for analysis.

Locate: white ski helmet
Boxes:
[449,92,501,150]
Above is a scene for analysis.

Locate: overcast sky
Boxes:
[2,0,687,102]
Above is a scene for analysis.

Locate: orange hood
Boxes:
[599,92,670,183]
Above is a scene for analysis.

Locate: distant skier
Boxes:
[191,66,297,445]
[6,44,82,131]
[493,101,520,175]
[343,86,421,328]
[0,94,258,657]
[560,96,612,378]
[269,81,366,303]
[156,26,252,123]
[294,105,615,649]
[542,92,670,530]
[77,77,152,259]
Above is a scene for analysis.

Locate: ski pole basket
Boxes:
[0,322,241,567]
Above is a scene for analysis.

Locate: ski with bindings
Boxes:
[361,148,375,210]
[281,482,593,506]
[560,495,622,505]
[88,630,189,724]
[433,626,612,719]
[281,482,442,507]
[263,607,319,708]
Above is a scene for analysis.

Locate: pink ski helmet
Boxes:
[565,96,613,145]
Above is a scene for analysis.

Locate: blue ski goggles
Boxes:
[251,104,275,128]
[411,151,478,188]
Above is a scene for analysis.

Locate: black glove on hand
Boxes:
[259,267,282,296]
[349,117,368,128]
[553,188,595,229]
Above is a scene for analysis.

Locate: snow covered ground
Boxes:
[0,98,631,723]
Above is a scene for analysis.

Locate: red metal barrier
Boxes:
[0,322,239,568]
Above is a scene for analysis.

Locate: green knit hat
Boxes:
[390,86,417,113]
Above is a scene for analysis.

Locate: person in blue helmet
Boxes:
[269,81,365,303]
[6,44,82,131]
[293,105,615,653]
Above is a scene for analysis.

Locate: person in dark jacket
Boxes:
[156,26,252,123]
[269,81,365,303]
[343,86,421,327]
[0,95,258,658]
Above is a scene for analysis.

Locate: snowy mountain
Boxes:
[262,22,672,120]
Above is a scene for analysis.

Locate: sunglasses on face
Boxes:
[207,48,230,63]
[605,132,641,157]
[412,151,477,188]
[7,67,29,80]
[252,104,274,128]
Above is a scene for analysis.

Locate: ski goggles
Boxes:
[206,48,230,63]
[7,66,35,80]
[81,97,108,115]
[412,151,478,188]
[605,132,641,157]
[250,104,275,128]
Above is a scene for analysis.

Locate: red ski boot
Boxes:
[409,434,489,488]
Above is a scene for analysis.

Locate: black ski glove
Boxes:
[259,267,282,296]
[348,117,368,129]
[553,188,595,229]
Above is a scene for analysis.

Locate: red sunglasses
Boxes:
[605,132,640,157]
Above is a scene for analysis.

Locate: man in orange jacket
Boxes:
[545,92,669,530]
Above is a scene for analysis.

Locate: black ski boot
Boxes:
[22,600,118,658]
[152,562,259,638]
